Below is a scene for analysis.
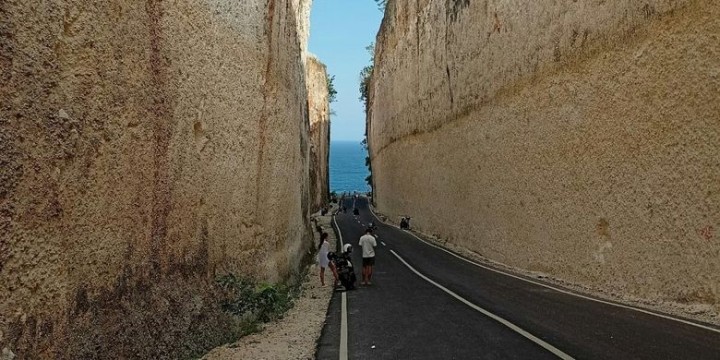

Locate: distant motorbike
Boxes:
[400,216,412,230]
[328,244,357,290]
[368,221,377,232]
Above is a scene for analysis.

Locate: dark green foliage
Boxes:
[359,65,373,110]
[327,74,338,103]
[374,0,388,11]
[359,43,375,112]
[359,43,375,195]
[216,275,300,331]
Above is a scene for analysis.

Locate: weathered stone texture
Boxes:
[0,0,314,358]
[369,0,720,318]
[306,56,330,212]
[293,0,312,63]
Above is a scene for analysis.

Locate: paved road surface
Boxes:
[316,197,720,360]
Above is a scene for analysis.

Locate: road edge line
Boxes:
[334,215,349,360]
[340,292,348,360]
[367,204,720,335]
[390,249,574,360]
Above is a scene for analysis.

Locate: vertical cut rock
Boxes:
[0,0,322,357]
[368,0,720,319]
[306,56,331,212]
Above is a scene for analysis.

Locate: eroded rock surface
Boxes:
[368,1,719,319]
[306,56,331,212]
[0,0,324,357]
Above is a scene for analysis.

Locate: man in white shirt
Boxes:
[358,228,377,285]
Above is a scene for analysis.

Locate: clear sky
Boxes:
[309,0,384,142]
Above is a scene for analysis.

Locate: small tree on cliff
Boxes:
[359,43,375,112]
[359,43,375,195]
[359,66,372,111]
[327,74,337,104]
[326,73,337,118]
[374,0,388,11]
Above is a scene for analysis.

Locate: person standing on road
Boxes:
[358,228,377,286]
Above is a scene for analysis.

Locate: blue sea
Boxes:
[330,141,371,193]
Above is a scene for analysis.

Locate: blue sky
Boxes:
[309,0,384,141]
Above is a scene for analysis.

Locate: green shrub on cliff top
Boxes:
[374,0,387,11]
[327,74,338,104]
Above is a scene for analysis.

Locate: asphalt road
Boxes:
[316,197,720,360]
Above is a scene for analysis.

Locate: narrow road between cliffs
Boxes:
[315,197,720,360]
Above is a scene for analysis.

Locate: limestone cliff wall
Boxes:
[0,0,314,358]
[306,56,331,212]
[368,0,720,318]
[294,0,312,63]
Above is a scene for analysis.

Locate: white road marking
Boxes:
[333,215,349,360]
[381,242,386,246]
[367,204,720,335]
[334,216,344,248]
[390,250,574,360]
[340,292,348,360]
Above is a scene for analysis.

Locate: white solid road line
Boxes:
[340,293,348,360]
[390,250,574,360]
[334,215,344,247]
[367,204,720,335]
[333,216,349,360]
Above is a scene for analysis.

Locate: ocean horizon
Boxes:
[329,140,371,193]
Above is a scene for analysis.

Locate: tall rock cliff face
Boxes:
[0,0,318,357]
[368,0,720,317]
[294,0,312,63]
[306,56,331,212]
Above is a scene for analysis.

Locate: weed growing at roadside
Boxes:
[216,275,301,334]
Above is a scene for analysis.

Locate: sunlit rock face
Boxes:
[306,56,331,212]
[294,0,312,62]
[368,1,720,316]
[0,0,316,357]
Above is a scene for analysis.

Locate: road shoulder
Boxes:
[368,203,720,328]
[201,208,339,360]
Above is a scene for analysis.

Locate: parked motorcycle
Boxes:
[400,216,412,230]
[328,244,357,290]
